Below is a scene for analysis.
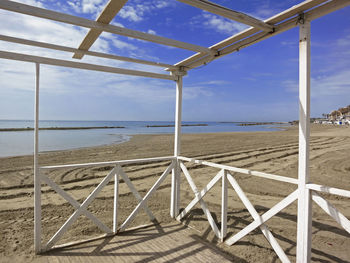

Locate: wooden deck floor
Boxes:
[35,223,233,262]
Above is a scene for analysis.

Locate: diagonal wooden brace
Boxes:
[40,173,112,235]
[117,165,156,221]
[225,189,298,246]
[118,161,174,232]
[311,191,350,234]
[45,166,118,250]
[179,162,221,238]
[227,173,290,263]
[177,169,223,221]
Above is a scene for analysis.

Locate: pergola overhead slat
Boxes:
[176,0,273,32]
[172,0,343,69]
[73,0,128,59]
[0,50,175,80]
[0,0,211,54]
[0,34,178,69]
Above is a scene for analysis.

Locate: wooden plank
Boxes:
[0,34,178,69]
[119,162,174,231]
[178,156,298,184]
[34,63,41,254]
[226,189,298,246]
[311,191,350,234]
[0,0,211,53]
[40,174,112,235]
[171,75,183,218]
[45,166,118,250]
[177,169,223,221]
[117,165,156,221]
[172,0,345,69]
[0,50,175,80]
[221,170,227,242]
[73,0,128,59]
[42,223,233,262]
[113,170,119,233]
[40,156,175,169]
[227,173,290,263]
[296,20,312,263]
[306,183,350,198]
[180,162,221,239]
[177,0,273,31]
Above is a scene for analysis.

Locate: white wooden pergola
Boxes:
[1,0,350,262]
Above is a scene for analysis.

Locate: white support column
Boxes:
[171,71,185,218]
[113,169,119,233]
[221,170,227,242]
[296,20,312,263]
[34,62,41,254]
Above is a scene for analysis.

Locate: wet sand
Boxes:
[0,124,349,262]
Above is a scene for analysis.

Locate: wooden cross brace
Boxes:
[177,162,222,239]
[118,161,175,232]
[42,166,119,250]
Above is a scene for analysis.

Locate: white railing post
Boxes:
[34,62,41,254]
[296,19,312,263]
[113,167,119,233]
[171,69,186,218]
[221,170,227,242]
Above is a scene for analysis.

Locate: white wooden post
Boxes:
[113,169,119,233]
[296,20,312,263]
[171,70,185,218]
[34,62,41,254]
[221,170,227,242]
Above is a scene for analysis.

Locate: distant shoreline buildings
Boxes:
[314,105,350,125]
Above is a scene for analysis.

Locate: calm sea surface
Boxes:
[0,120,289,157]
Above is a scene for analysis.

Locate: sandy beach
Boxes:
[0,124,349,262]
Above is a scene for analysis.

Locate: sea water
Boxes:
[0,120,289,157]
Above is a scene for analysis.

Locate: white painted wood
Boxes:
[0,34,178,69]
[0,0,211,54]
[171,74,183,218]
[45,166,118,249]
[311,191,350,234]
[227,173,290,263]
[178,156,298,184]
[73,0,128,59]
[113,169,119,233]
[221,170,227,242]
[226,189,298,246]
[177,169,223,221]
[306,183,350,198]
[176,0,273,31]
[172,0,348,70]
[34,62,41,254]
[40,156,175,169]
[296,20,312,263]
[180,162,221,238]
[119,162,174,232]
[0,50,175,80]
[117,165,156,221]
[40,173,112,234]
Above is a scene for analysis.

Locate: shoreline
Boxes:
[0,128,289,159]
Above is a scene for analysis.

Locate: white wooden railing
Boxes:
[35,155,350,263]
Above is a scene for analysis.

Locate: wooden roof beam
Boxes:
[0,50,176,80]
[176,0,274,32]
[0,34,178,69]
[73,0,128,59]
[0,0,212,54]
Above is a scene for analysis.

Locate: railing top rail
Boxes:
[40,156,175,170]
[178,156,298,185]
[307,183,350,198]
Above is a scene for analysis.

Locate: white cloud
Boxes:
[118,1,175,22]
[147,29,156,35]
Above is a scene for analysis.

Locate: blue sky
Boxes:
[0,0,349,122]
